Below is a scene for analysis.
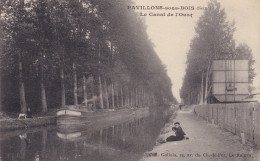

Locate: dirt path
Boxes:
[141,108,260,161]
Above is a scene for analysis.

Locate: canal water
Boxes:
[0,107,175,161]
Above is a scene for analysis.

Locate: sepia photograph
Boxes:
[0,0,259,160]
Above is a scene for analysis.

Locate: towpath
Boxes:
[141,107,260,161]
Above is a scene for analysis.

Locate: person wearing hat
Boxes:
[166,122,187,142]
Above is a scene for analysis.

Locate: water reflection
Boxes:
[0,108,173,161]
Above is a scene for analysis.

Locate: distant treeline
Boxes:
[0,0,176,113]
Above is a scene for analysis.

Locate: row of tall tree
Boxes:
[180,0,255,104]
[0,0,176,113]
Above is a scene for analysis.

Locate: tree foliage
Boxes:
[0,0,176,112]
[180,0,255,104]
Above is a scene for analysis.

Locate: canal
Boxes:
[0,107,175,161]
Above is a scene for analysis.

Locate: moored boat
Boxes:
[56,106,149,133]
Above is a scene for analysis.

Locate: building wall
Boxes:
[211,60,249,102]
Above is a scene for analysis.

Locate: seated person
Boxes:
[166,122,187,142]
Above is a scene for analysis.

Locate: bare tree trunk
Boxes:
[139,87,141,107]
[18,53,27,113]
[111,81,115,109]
[127,86,130,106]
[40,53,47,112]
[133,88,135,106]
[132,89,134,106]
[73,62,78,105]
[109,42,114,109]
[135,87,138,107]
[149,94,152,106]
[151,94,153,106]
[131,89,133,106]
[147,94,149,106]
[143,89,146,106]
[98,44,104,109]
[138,88,140,106]
[0,30,2,111]
[83,75,87,105]
[99,76,104,109]
[104,78,109,109]
[197,92,200,105]
[200,71,204,104]
[0,64,2,111]
[41,81,47,112]
[121,87,123,107]
[125,91,127,106]
[60,60,65,107]
[204,67,209,104]
[143,87,145,106]
[90,80,96,109]
[140,87,143,107]
[93,96,96,109]
[115,82,119,108]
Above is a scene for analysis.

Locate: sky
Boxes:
[132,0,260,102]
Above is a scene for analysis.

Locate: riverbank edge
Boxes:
[0,105,174,131]
[0,116,56,131]
[0,106,156,131]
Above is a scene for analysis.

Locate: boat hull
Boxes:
[56,108,149,133]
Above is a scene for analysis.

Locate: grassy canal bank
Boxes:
[0,110,56,131]
[0,116,56,131]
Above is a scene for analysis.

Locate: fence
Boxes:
[194,102,260,149]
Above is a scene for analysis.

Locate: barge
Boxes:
[56,106,149,133]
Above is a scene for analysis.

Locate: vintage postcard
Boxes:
[0,0,259,161]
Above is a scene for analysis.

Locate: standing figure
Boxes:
[26,108,33,118]
[179,104,182,110]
